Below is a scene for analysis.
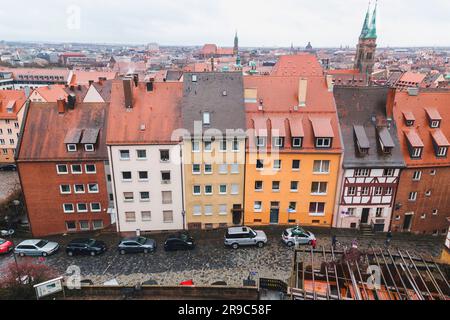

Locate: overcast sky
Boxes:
[0,0,449,47]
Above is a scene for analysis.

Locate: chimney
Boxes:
[88,80,94,86]
[386,87,396,118]
[123,79,133,109]
[133,74,139,87]
[326,75,334,92]
[57,98,66,114]
[146,80,154,92]
[298,78,307,107]
[98,77,106,86]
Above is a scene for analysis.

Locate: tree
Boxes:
[0,259,58,300]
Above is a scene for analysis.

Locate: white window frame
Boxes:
[60,184,71,194]
[204,140,212,152]
[84,144,94,152]
[71,164,82,174]
[119,149,130,160]
[273,137,284,148]
[90,203,101,212]
[230,163,239,174]
[313,160,330,174]
[256,136,266,147]
[219,184,227,195]
[219,139,227,152]
[136,149,147,160]
[121,171,132,181]
[56,164,68,175]
[411,147,422,158]
[204,205,213,216]
[139,191,150,202]
[348,187,357,196]
[63,203,74,213]
[85,164,96,174]
[412,170,422,181]
[123,192,134,202]
[138,171,149,181]
[204,185,213,195]
[290,181,299,192]
[67,144,77,152]
[231,184,239,195]
[255,181,263,192]
[202,112,210,125]
[375,187,383,196]
[311,182,328,195]
[437,147,448,157]
[92,220,104,230]
[192,141,200,152]
[292,137,303,148]
[219,204,227,216]
[254,201,262,212]
[316,138,331,148]
[193,205,202,216]
[273,159,282,170]
[88,183,99,193]
[193,185,201,195]
[192,164,201,174]
[74,184,85,194]
[77,203,88,213]
[408,192,418,202]
[431,120,440,128]
[219,164,228,174]
[204,163,213,174]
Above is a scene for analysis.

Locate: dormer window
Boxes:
[403,112,415,127]
[411,147,422,159]
[256,136,266,147]
[67,144,77,152]
[202,112,210,126]
[84,144,94,152]
[272,137,285,148]
[292,137,303,148]
[406,120,414,126]
[425,107,442,129]
[430,120,440,128]
[192,74,197,82]
[316,138,332,149]
[437,147,448,157]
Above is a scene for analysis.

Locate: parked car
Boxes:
[14,239,59,257]
[66,238,107,256]
[164,232,195,251]
[0,164,16,171]
[118,236,156,254]
[0,238,14,254]
[224,226,267,249]
[282,226,316,247]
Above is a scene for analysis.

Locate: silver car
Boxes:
[224,226,268,249]
[282,227,315,247]
[14,239,59,257]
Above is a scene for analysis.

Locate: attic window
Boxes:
[431,120,441,128]
[192,74,197,82]
[202,112,210,126]
[425,108,442,128]
[292,137,303,148]
[67,144,77,152]
[84,144,94,152]
[222,90,227,96]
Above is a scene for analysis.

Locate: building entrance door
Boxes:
[403,214,413,231]
[270,202,279,224]
[361,208,370,224]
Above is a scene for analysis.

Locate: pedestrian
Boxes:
[332,235,337,250]
[385,231,392,247]
[311,239,317,250]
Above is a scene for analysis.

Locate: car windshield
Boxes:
[0,239,5,245]
[35,240,48,248]
[88,239,96,246]
[137,237,147,245]
[291,227,306,236]
[179,233,190,241]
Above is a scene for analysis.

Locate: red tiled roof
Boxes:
[271,54,323,77]
[399,72,427,84]
[31,85,68,102]
[0,90,27,119]
[72,71,117,85]
[424,107,442,120]
[405,130,424,148]
[107,80,183,145]
[431,130,450,147]
[310,117,335,138]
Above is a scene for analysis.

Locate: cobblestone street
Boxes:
[0,226,445,287]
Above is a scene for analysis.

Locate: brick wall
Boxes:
[18,161,110,237]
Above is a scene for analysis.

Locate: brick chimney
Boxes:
[123,79,133,109]
[57,98,66,114]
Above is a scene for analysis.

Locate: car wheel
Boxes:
[90,251,96,256]
[67,251,73,256]
[42,252,48,257]
[231,243,239,249]
[120,250,126,255]
[257,242,265,248]
[287,241,294,247]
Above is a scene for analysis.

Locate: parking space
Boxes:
[0,226,445,287]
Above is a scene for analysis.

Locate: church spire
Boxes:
[366,1,377,39]
[233,30,239,56]
[359,2,371,39]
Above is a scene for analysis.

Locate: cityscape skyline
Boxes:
[1,0,449,47]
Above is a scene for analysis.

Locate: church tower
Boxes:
[354,2,377,76]
[233,31,239,56]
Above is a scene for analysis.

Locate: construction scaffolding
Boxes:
[288,245,450,300]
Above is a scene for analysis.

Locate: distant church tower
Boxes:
[354,2,377,76]
[233,31,239,56]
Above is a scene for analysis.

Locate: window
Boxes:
[163,211,173,223]
[273,160,281,170]
[0,139,4,145]
[313,160,330,174]
[192,164,201,174]
[56,164,68,174]
[385,187,393,196]
[376,208,384,217]
[136,149,147,159]
[430,170,436,176]
[74,184,85,194]
[2,149,6,155]
[71,164,82,174]
[202,112,210,125]
[219,204,227,215]
[92,220,104,230]
[255,181,263,191]
[63,203,74,213]
[375,187,383,196]
[408,192,417,202]
[60,184,71,194]
[348,187,356,196]
[9,139,14,145]
[412,171,422,181]
[192,74,197,82]
[138,171,149,181]
[362,187,370,196]
[193,185,201,195]
[7,128,12,134]
[232,138,239,151]
[161,171,171,183]
[205,185,213,195]
[84,144,94,152]
[383,169,395,176]
[120,150,130,160]
[162,191,172,204]
[204,140,212,152]
[292,137,303,148]
[67,144,77,152]
[122,171,132,181]
[220,139,227,151]
[90,203,101,212]
[160,149,170,162]
[292,160,300,170]
[348,208,356,216]
[231,163,239,174]
[254,201,262,212]
[309,202,325,215]
[219,184,227,194]
[272,181,280,192]
[256,137,266,147]
[204,205,212,216]
[430,120,440,128]
[256,159,264,170]
[123,192,134,201]
[87,183,98,193]
[77,203,88,213]
[125,212,136,222]
[141,211,151,221]
[425,190,432,197]
[273,137,284,148]
[421,214,426,220]
[316,138,331,148]
[289,202,297,212]
[66,221,76,231]
[290,181,299,192]
[85,164,96,174]
[204,164,213,174]
[437,147,448,157]
[219,164,228,174]
[231,184,239,195]
[311,182,328,195]
[192,141,200,152]
[193,205,202,216]
[140,191,150,201]
[432,209,438,216]
[354,169,370,177]
[411,147,422,159]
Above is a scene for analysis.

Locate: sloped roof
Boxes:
[271,54,323,77]
[0,90,27,119]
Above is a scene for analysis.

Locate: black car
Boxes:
[164,232,195,251]
[0,164,16,171]
[66,238,107,256]
[118,236,156,254]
